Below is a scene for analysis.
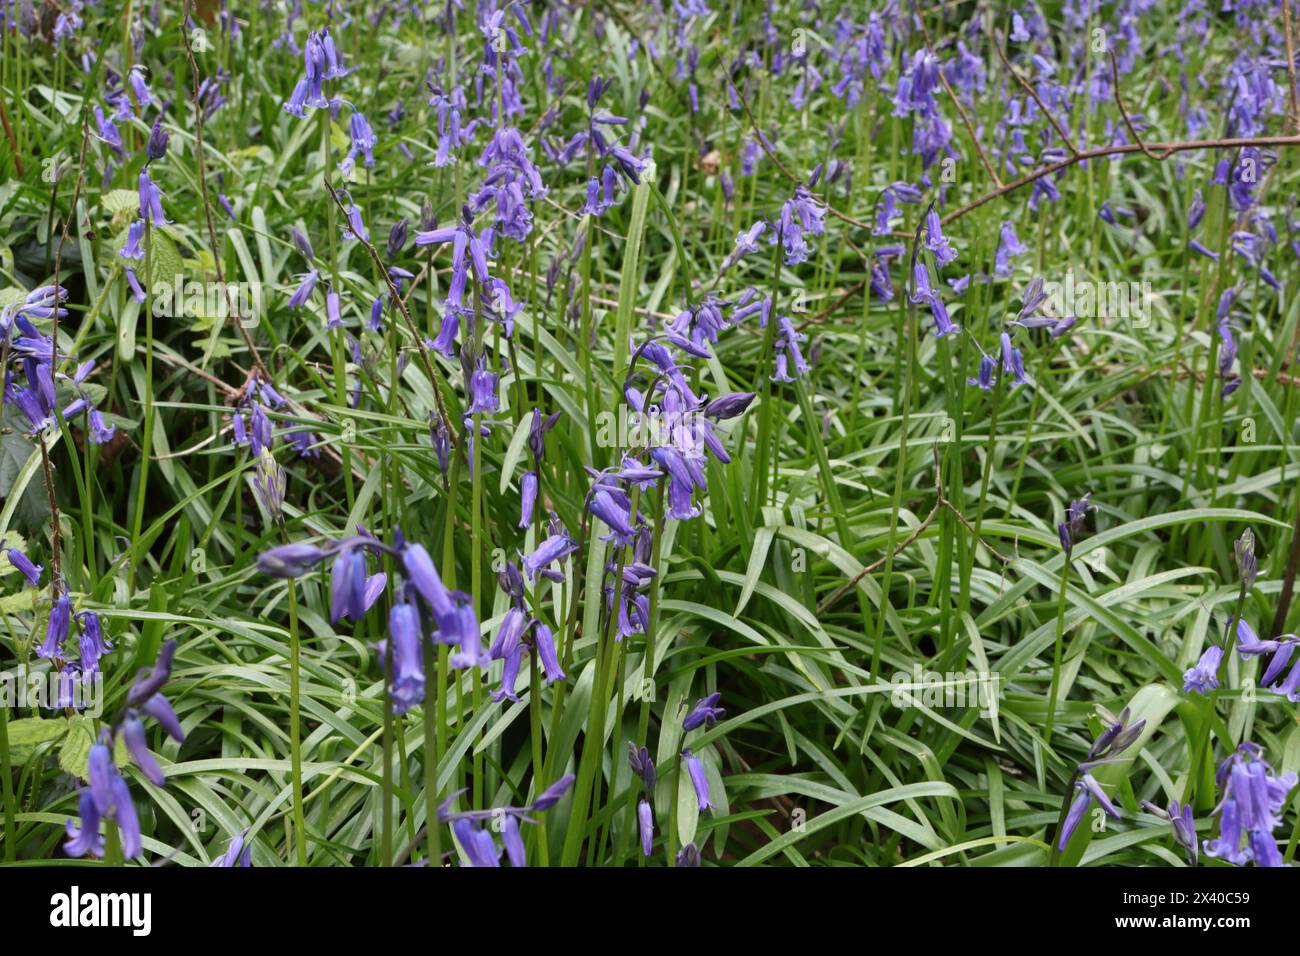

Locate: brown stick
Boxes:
[1270,503,1300,638]
[1282,0,1300,134]
[817,446,1012,614]
[732,79,875,233]
[0,98,23,177]
[1108,51,1169,160]
[322,177,457,443]
[991,33,1080,157]
[907,1,1004,188]
[180,1,266,373]
[44,84,94,587]
[941,134,1300,226]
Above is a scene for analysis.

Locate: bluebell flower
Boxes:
[1204,743,1296,867]
[638,798,654,857]
[1057,492,1092,554]
[452,818,500,867]
[683,692,725,731]
[722,221,768,272]
[39,594,71,660]
[490,643,525,703]
[211,831,253,867]
[93,106,123,157]
[534,623,565,684]
[628,744,656,791]
[87,408,115,444]
[137,168,166,224]
[339,110,377,174]
[286,269,318,309]
[1143,800,1197,865]
[773,187,826,265]
[124,269,146,303]
[893,49,942,117]
[77,610,111,673]
[502,815,526,867]
[1183,644,1224,694]
[141,692,186,743]
[704,392,756,420]
[68,740,143,859]
[682,750,713,811]
[64,789,104,858]
[385,601,426,714]
[994,222,1027,277]
[122,716,165,786]
[911,261,959,338]
[325,289,342,330]
[968,354,996,392]
[923,207,957,266]
[146,119,169,163]
[771,316,812,383]
[127,65,153,109]
[128,639,178,707]
[4,545,42,586]
[341,197,369,243]
[589,490,637,547]
[444,592,487,670]
[1187,190,1206,230]
[329,548,369,624]
[489,606,528,661]
[521,531,577,581]
[387,218,409,258]
[257,542,330,578]
[121,220,145,260]
[999,331,1031,387]
[402,542,453,617]
[528,773,576,812]
[468,363,499,416]
[1057,773,1121,851]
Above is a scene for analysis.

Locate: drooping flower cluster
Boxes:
[1056,706,1146,852]
[65,641,186,860]
[443,773,574,867]
[2,286,116,445]
[1233,620,1300,702]
[1202,743,1296,867]
[282,27,350,117]
[1056,492,1091,556]
[258,532,486,716]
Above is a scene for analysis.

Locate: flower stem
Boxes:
[287,575,308,865]
[1044,555,1071,748]
[0,696,15,861]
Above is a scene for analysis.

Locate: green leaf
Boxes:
[59,714,96,779]
[6,717,70,763]
[102,188,140,216]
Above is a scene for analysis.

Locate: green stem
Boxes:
[287,577,308,865]
[0,695,14,861]
[1044,554,1071,748]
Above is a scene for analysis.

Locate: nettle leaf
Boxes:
[6,717,70,764]
[0,590,38,614]
[58,714,125,779]
[101,188,140,216]
[108,225,188,290]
